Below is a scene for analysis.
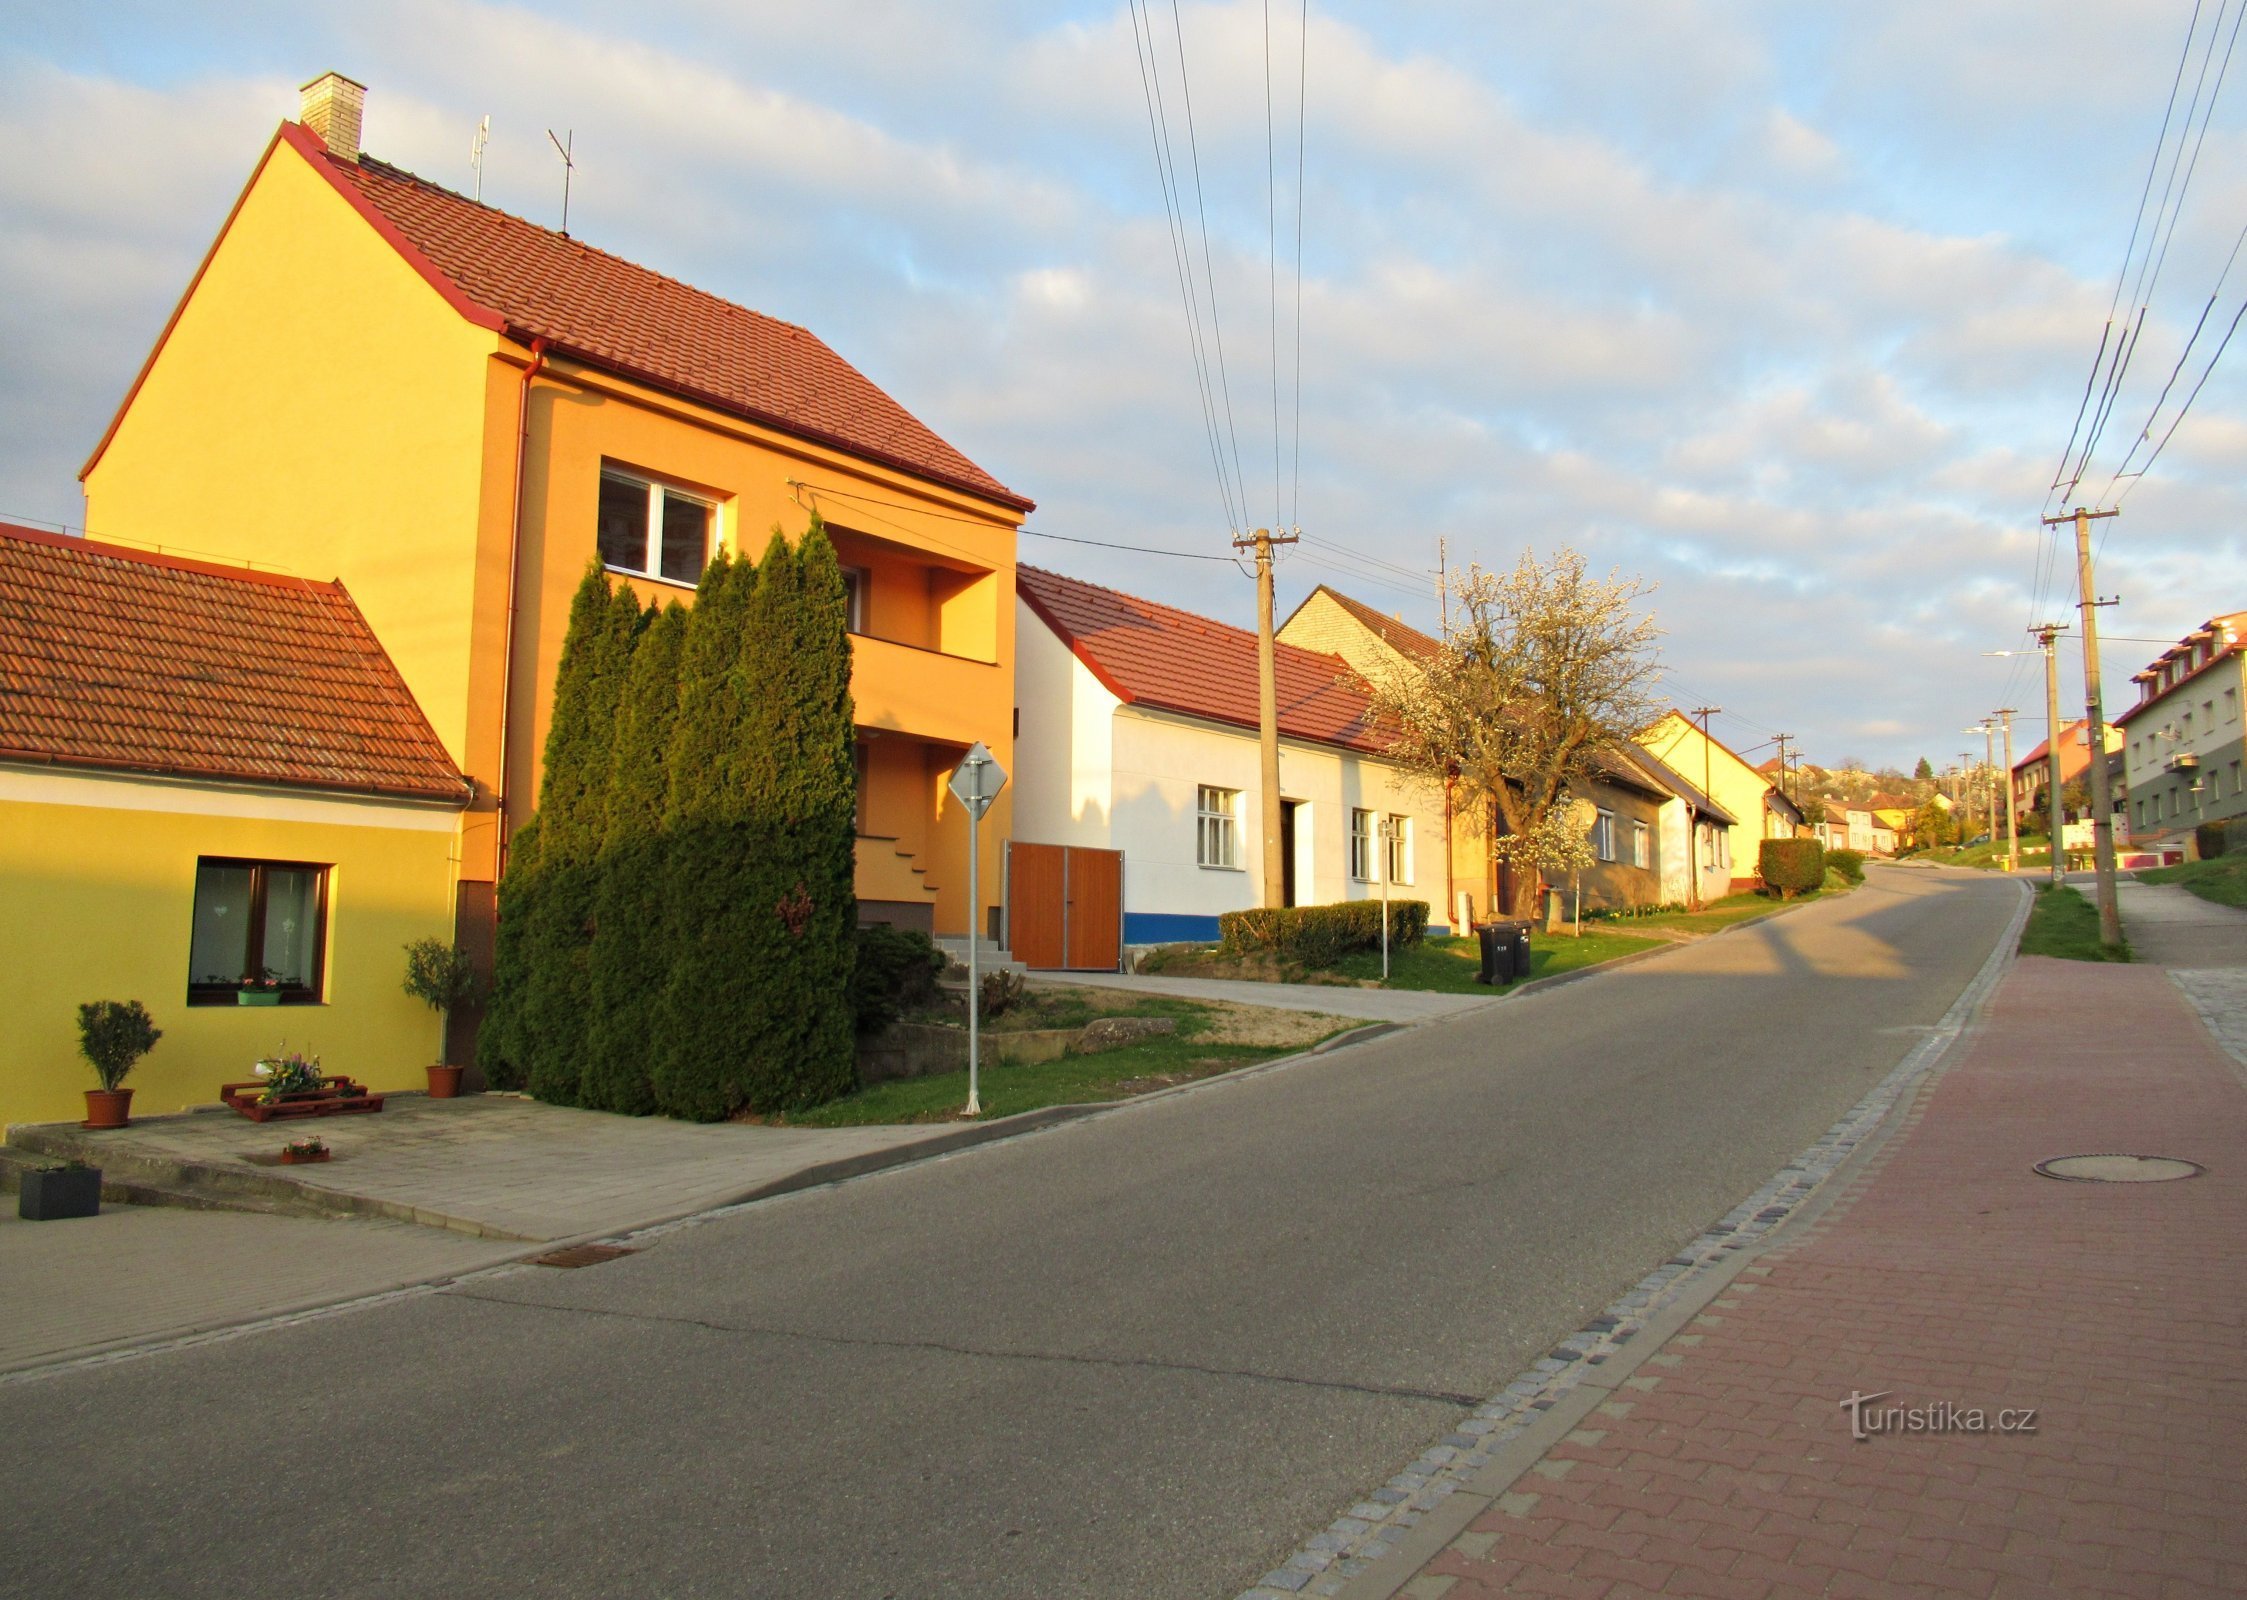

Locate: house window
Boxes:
[842,566,868,633]
[1197,785,1240,869]
[1591,808,1616,862]
[1385,814,1413,885]
[598,467,714,585]
[1349,808,1376,881]
[187,858,329,1004]
[1631,820,1651,869]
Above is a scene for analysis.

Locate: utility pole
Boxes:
[2034,626,2068,883]
[1772,734,1795,807]
[1995,708,2019,874]
[1437,536,1450,641]
[1976,719,1997,846]
[1236,526,1300,909]
[1690,707,1722,906]
[2044,507,2122,947]
[1957,754,1973,838]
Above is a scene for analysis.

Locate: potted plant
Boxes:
[402,938,479,1099]
[77,1000,161,1129]
[279,1134,330,1165]
[255,1050,326,1103]
[19,1159,102,1221]
[237,968,285,1006]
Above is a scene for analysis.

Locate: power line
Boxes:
[1165,0,1250,532]
[1263,0,1281,532]
[1290,0,1308,532]
[1127,0,1240,534]
[1020,527,1237,562]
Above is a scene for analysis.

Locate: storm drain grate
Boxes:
[530,1243,639,1268]
[2033,1154,2205,1184]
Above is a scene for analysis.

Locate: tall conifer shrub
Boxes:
[521,568,640,1105]
[731,524,860,1111]
[581,600,687,1114]
[478,815,540,1090]
[649,551,760,1119]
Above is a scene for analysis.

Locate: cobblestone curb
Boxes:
[2171,969,2247,1078]
[1235,876,2032,1600]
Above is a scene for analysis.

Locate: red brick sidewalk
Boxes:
[1391,955,2247,1599]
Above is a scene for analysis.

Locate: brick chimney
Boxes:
[299,72,365,161]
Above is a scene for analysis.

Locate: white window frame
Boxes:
[1631,820,1651,869]
[1592,807,1616,862]
[1385,814,1413,885]
[1349,808,1376,882]
[598,465,717,586]
[1197,785,1241,870]
[841,566,868,633]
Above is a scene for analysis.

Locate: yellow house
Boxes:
[0,524,470,1128]
[1639,709,1806,894]
[80,73,1032,994]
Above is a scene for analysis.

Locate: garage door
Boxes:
[1007,843,1123,971]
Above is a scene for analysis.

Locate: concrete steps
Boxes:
[4,1126,363,1223]
[933,936,1027,980]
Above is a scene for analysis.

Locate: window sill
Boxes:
[603,564,701,592]
[187,995,326,1008]
[1199,863,1246,873]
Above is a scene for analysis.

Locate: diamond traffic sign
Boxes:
[947,741,1008,821]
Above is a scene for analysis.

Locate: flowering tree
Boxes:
[1366,549,1661,917]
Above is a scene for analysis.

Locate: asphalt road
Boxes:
[3,865,2019,1600]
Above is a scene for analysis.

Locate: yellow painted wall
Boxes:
[81,139,496,771]
[0,786,461,1129]
[1640,712,1777,888]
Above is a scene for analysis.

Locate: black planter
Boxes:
[19,1165,102,1221]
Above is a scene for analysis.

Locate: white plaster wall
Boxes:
[1011,599,1120,847]
[1110,707,1447,921]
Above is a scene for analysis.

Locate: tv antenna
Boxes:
[470,115,490,203]
[546,128,575,235]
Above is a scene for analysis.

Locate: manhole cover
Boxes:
[530,1243,638,1268]
[2033,1154,2205,1183]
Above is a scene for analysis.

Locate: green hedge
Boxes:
[1218,899,1429,965]
[2196,821,2232,861]
[1759,838,1826,898]
[849,925,948,1035]
[1826,848,1866,883]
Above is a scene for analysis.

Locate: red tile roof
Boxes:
[285,125,1029,513]
[1019,566,1394,754]
[0,524,470,803]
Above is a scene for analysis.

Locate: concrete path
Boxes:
[0,1206,516,1375]
[1344,954,2247,1599]
[2116,876,2247,967]
[11,1095,979,1243]
[1039,968,1496,1021]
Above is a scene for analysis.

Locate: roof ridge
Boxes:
[0,521,343,593]
[345,145,823,344]
[1020,562,1354,672]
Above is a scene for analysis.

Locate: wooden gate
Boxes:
[1007,843,1123,971]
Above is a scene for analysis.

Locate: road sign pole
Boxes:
[967,801,981,1116]
[945,742,1009,1121]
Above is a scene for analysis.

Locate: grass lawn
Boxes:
[2018,883,2131,962]
[775,991,1352,1126]
[2137,853,2247,909]
[1591,890,1797,935]
[1329,929,1664,993]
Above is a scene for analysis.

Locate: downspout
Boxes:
[494,335,550,882]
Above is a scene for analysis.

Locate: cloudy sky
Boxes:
[6,1,2245,771]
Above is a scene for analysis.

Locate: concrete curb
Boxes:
[1243,873,2032,1600]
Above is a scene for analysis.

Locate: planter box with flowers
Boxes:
[219,1050,385,1122]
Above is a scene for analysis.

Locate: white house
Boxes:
[1011,566,1450,953]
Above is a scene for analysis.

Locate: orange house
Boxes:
[80,74,1032,1029]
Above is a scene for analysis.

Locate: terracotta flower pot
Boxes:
[82,1088,133,1130]
[426,1064,465,1099]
